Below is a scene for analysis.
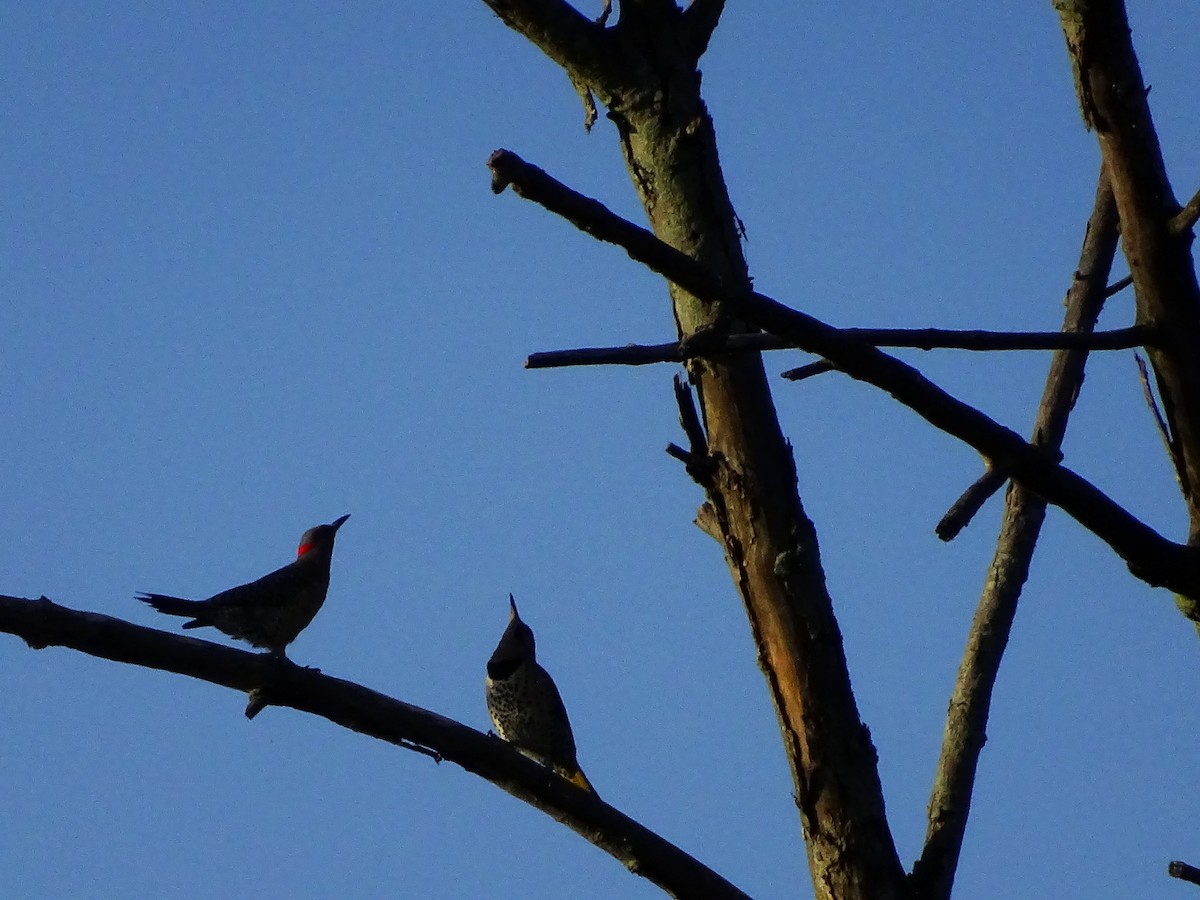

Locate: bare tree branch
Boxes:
[781,361,836,382]
[1170,186,1200,235]
[681,0,726,59]
[667,374,720,487]
[481,0,618,87]
[0,594,750,900]
[1104,274,1132,297]
[913,165,1120,900]
[1136,353,1181,483]
[488,147,1200,599]
[935,466,1009,542]
[1170,860,1200,887]
[526,326,1153,370]
[1056,0,1200,540]
[528,333,789,368]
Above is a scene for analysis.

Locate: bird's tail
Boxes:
[563,765,598,796]
[137,593,207,627]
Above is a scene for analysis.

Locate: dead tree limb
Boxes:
[1056,0,1200,544]
[1171,187,1200,235]
[485,7,909,896]
[913,164,1120,900]
[1104,274,1132,297]
[526,326,1153,370]
[0,594,750,900]
[935,466,1010,542]
[488,148,1200,601]
[1170,860,1200,887]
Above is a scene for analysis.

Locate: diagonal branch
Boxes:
[1170,860,1200,887]
[1171,186,1200,235]
[525,326,1154,369]
[0,594,750,900]
[481,0,615,83]
[935,465,1010,542]
[1104,274,1132,297]
[912,164,1120,900]
[680,0,726,59]
[488,148,1200,599]
[529,333,789,368]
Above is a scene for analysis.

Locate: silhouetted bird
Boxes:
[486,593,595,793]
[138,514,349,659]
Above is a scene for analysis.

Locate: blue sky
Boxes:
[3,3,1198,898]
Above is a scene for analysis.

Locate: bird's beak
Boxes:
[508,593,519,619]
[331,514,351,531]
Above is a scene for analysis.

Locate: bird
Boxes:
[485,593,595,794]
[137,514,350,660]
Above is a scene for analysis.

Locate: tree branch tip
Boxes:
[665,442,691,464]
[781,360,835,382]
[936,467,1010,541]
[245,690,269,720]
[487,149,520,194]
[1169,860,1200,885]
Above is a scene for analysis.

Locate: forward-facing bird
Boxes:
[486,593,595,794]
[137,514,350,660]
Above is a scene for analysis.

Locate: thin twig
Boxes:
[674,374,708,453]
[781,361,836,382]
[527,332,788,368]
[913,166,1120,900]
[1136,353,1174,452]
[668,374,717,487]
[831,325,1149,351]
[0,594,750,900]
[1104,274,1133,297]
[936,466,1009,541]
[1170,186,1200,235]
[1135,352,1185,492]
[526,327,1152,370]
[488,148,1199,597]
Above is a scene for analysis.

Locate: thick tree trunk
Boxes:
[609,38,905,900]
[483,3,908,897]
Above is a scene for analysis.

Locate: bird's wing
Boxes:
[206,560,314,609]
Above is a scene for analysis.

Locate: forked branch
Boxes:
[488,148,1200,599]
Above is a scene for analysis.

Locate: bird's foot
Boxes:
[263,649,319,672]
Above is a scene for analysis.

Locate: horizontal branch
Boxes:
[527,333,787,367]
[525,326,1154,369]
[0,594,749,900]
[489,148,1200,598]
[781,360,836,382]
